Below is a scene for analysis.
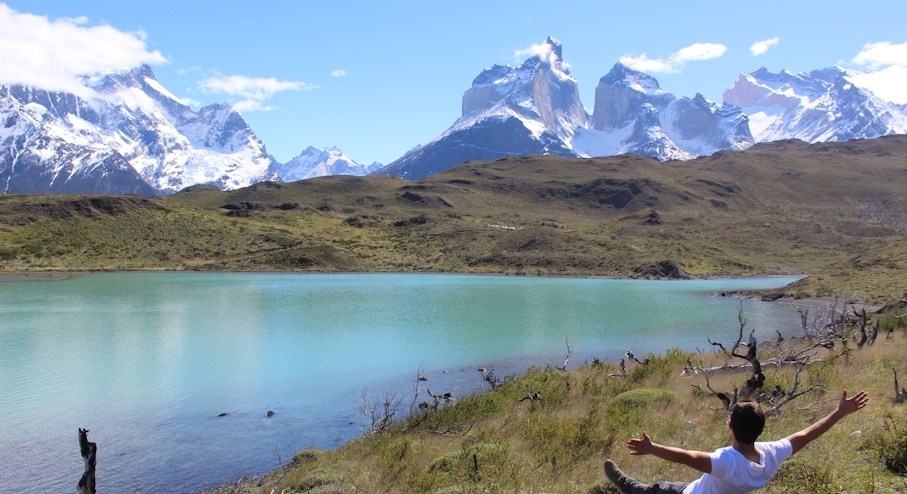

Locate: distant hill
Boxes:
[2,136,906,300]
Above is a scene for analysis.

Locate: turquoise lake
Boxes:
[0,273,803,493]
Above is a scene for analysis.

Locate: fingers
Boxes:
[851,390,869,408]
[841,390,869,411]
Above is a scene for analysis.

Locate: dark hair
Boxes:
[729,400,765,444]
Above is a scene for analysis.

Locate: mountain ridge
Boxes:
[3,38,907,194]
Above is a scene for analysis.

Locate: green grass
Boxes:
[2,136,907,302]
[246,331,907,494]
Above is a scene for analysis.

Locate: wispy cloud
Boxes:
[198,74,317,112]
[750,38,779,56]
[0,4,167,97]
[513,39,568,68]
[331,69,347,77]
[620,42,727,73]
[850,41,907,104]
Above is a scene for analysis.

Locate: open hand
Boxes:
[628,431,654,456]
[837,389,869,416]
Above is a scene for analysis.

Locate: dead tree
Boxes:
[868,321,879,346]
[890,313,907,339]
[894,368,906,404]
[695,365,734,410]
[357,388,403,435]
[77,428,97,494]
[624,349,649,366]
[482,366,502,390]
[853,306,870,348]
[556,337,575,371]
[608,359,629,379]
[702,304,829,412]
[707,305,765,401]
[765,360,826,415]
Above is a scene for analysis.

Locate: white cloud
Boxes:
[750,38,779,56]
[331,69,347,77]
[199,74,317,112]
[513,40,568,68]
[618,55,675,73]
[850,41,907,104]
[674,43,727,62]
[853,41,907,69]
[620,42,727,73]
[0,4,167,97]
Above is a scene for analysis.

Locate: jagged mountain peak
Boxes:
[521,36,566,72]
[1,64,278,195]
[380,37,585,180]
[275,146,380,182]
[599,63,667,97]
[589,64,674,132]
[724,65,907,143]
[84,64,157,93]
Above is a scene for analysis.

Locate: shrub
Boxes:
[290,466,345,492]
[764,458,835,494]
[521,408,612,472]
[605,388,678,431]
[628,348,694,384]
[866,413,907,475]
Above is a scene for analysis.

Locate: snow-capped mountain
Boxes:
[275,146,382,182]
[723,67,907,143]
[377,49,756,179]
[572,63,753,161]
[1,65,278,195]
[377,37,586,179]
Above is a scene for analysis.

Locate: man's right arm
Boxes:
[628,431,712,474]
[786,389,868,455]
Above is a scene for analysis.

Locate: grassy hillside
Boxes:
[238,326,907,494]
[2,136,907,300]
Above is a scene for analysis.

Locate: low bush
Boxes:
[764,458,835,494]
[866,413,907,475]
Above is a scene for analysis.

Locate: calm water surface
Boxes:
[0,273,802,493]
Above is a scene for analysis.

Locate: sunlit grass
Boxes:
[250,332,907,493]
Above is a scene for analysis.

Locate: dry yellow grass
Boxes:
[243,326,907,494]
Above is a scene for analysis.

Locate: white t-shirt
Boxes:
[682,439,793,494]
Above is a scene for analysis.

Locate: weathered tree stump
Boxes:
[77,428,96,494]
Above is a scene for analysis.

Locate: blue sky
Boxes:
[2,1,906,165]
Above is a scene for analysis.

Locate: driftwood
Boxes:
[519,391,541,402]
[77,428,97,494]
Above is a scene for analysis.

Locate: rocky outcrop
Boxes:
[589,63,674,131]
[633,260,690,279]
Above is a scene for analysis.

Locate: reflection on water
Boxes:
[0,273,801,493]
